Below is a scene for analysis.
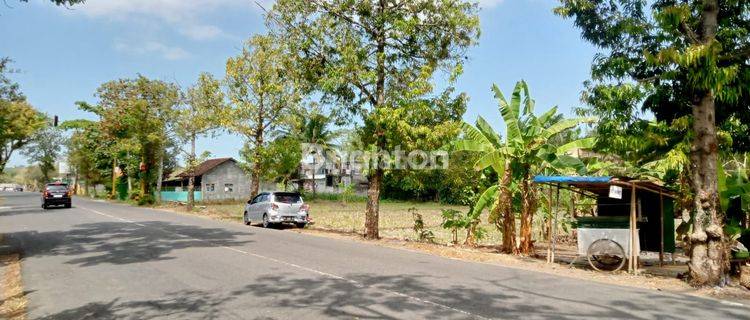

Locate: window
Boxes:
[206,184,215,192]
[224,184,234,193]
[273,193,302,204]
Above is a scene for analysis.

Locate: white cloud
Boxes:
[114,40,190,60]
[67,0,267,40]
[180,24,224,41]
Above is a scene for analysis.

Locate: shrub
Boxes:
[410,207,434,242]
[138,194,155,206]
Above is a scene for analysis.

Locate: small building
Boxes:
[293,152,369,194]
[534,175,677,272]
[161,158,252,202]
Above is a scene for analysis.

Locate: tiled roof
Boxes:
[177,158,235,178]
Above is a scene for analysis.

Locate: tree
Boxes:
[0,101,46,175]
[557,0,750,286]
[0,58,46,175]
[276,107,341,197]
[64,119,108,195]
[22,125,64,184]
[0,58,24,102]
[175,73,224,210]
[449,81,595,255]
[95,76,179,204]
[224,34,301,198]
[270,0,480,239]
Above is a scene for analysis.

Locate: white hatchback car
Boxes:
[243,192,310,228]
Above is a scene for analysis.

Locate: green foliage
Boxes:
[0,100,46,174]
[338,182,355,204]
[0,58,47,174]
[557,1,750,151]
[411,207,434,243]
[224,34,302,196]
[271,0,481,236]
[450,81,595,219]
[21,125,65,184]
[259,136,302,185]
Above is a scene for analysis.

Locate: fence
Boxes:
[160,191,202,202]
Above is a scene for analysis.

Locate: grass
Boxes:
[201,199,503,245]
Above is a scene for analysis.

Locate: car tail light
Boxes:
[44,191,51,197]
[301,204,310,211]
[271,203,279,210]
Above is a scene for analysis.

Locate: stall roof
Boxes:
[533,176,611,184]
[533,175,678,198]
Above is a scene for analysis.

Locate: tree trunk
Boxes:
[187,134,196,211]
[519,171,537,255]
[111,158,117,198]
[249,130,263,199]
[498,162,517,254]
[156,151,164,204]
[688,91,725,286]
[687,0,726,287]
[364,168,382,239]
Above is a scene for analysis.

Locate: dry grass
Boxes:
[197,199,502,245]
[0,253,27,320]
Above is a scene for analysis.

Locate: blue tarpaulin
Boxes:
[533,176,612,184]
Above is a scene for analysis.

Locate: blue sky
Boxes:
[1,0,597,167]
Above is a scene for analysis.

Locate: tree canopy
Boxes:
[270,0,481,239]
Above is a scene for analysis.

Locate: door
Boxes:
[247,194,262,220]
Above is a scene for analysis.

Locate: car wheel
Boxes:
[295,223,307,229]
[243,212,251,225]
[65,203,72,209]
[42,203,47,209]
[262,214,270,228]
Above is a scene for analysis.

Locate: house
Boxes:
[161,158,252,202]
[294,151,369,194]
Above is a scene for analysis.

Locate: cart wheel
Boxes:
[587,239,626,272]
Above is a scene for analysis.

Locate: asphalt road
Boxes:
[0,191,747,319]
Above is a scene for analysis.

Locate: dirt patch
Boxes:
[0,253,27,320]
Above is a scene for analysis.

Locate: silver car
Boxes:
[243,192,310,228]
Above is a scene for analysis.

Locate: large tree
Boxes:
[0,59,46,174]
[270,0,480,239]
[22,125,65,185]
[557,1,749,285]
[224,34,301,198]
[95,76,179,204]
[175,73,224,210]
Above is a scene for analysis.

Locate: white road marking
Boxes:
[720,300,744,307]
[78,205,489,319]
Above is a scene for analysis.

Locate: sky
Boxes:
[1,0,598,167]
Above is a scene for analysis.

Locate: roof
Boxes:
[533,175,677,198]
[177,158,236,178]
[533,176,612,184]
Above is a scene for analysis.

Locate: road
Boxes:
[0,192,746,319]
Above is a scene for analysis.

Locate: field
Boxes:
[198,199,503,245]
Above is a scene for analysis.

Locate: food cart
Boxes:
[533,176,677,273]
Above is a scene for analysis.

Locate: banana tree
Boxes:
[448,80,596,255]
